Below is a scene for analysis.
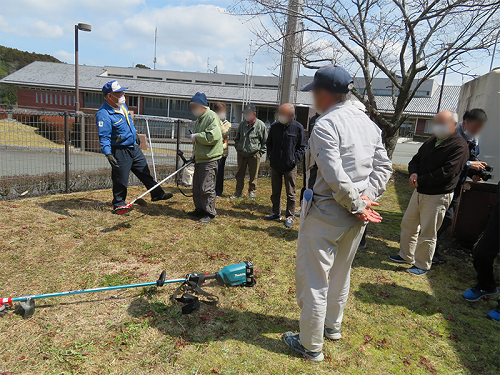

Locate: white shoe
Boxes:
[249,192,256,200]
[324,326,342,340]
[295,209,301,217]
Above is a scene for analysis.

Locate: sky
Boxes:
[0,0,497,85]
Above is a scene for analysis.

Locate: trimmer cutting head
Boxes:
[113,204,133,215]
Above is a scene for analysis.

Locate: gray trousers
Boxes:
[192,160,219,217]
[271,166,297,218]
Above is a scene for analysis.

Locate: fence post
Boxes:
[80,113,85,152]
[175,119,181,172]
[64,111,70,193]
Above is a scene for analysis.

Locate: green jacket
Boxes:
[192,109,223,163]
[234,118,268,157]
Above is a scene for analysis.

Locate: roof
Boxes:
[1,61,460,117]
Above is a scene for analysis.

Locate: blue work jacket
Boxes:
[96,101,137,155]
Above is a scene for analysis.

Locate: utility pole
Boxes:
[278,0,305,106]
[153,27,157,69]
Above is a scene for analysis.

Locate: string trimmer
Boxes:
[114,150,194,214]
[0,262,255,318]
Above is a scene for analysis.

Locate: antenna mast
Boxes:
[153,26,157,69]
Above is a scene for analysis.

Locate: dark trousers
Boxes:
[270,166,297,218]
[215,156,227,197]
[235,153,260,194]
[359,226,367,247]
[434,194,460,256]
[193,160,219,217]
[111,145,164,208]
[473,203,499,291]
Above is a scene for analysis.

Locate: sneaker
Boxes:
[324,326,341,340]
[389,254,413,264]
[249,192,256,200]
[151,192,173,202]
[284,217,294,228]
[283,332,324,362]
[406,265,428,276]
[462,287,499,302]
[486,308,500,322]
[432,255,447,264]
[199,216,214,224]
[264,213,281,221]
[230,192,242,199]
[295,209,301,217]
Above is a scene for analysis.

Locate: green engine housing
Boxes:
[216,261,256,287]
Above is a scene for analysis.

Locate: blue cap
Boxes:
[300,65,353,94]
[102,80,128,95]
[190,92,208,107]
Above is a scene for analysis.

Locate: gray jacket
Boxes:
[304,100,393,226]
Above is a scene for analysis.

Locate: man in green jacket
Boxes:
[188,92,223,223]
[231,103,268,200]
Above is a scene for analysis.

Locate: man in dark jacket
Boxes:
[390,110,468,275]
[265,103,306,227]
[433,109,488,264]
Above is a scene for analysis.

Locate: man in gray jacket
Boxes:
[231,103,268,200]
[283,65,393,361]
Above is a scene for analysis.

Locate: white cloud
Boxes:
[165,50,204,69]
[53,50,74,63]
[0,15,64,40]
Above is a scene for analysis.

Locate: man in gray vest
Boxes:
[283,65,392,361]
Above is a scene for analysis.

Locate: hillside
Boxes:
[0,45,62,106]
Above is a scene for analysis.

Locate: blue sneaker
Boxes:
[283,332,324,362]
[463,287,499,302]
[406,266,428,276]
[486,308,500,322]
[324,326,341,340]
[389,254,414,264]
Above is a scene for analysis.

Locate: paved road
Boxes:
[0,141,421,177]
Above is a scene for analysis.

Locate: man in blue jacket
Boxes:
[265,103,306,228]
[96,81,172,214]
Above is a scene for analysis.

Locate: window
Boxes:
[128,96,138,107]
[83,92,103,109]
[69,95,72,106]
[64,95,67,106]
[60,95,63,105]
[54,95,58,105]
[45,93,48,103]
[36,92,38,103]
[424,120,433,134]
[50,94,53,104]
[143,97,168,116]
[170,99,194,119]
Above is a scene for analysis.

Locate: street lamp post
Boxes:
[75,23,91,150]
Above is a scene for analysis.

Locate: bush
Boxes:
[0,107,7,120]
[12,112,40,126]
[38,115,75,144]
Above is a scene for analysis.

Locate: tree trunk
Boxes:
[384,128,400,160]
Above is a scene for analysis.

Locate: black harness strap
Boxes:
[172,276,219,314]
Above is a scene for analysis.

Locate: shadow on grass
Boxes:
[239,224,298,241]
[391,166,413,212]
[127,297,296,356]
[38,197,109,216]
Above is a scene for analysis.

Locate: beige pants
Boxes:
[296,214,365,352]
[399,190,453,270]
[235,153,260,194]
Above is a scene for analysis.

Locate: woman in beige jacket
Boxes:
[214,102,232,196]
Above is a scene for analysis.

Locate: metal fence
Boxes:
[0,109,268,199]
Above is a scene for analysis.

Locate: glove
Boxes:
[136,135,141,146]
[190,133,197,142]
[106,154,119,168]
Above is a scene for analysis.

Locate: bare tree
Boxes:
[230,0,500,158]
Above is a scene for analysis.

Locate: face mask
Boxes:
[218,112,226,121]
[244,114,254,122]
[278,115,289,124]
[432,124,450,139]
[192,109,204,118]
[118,96,126,105]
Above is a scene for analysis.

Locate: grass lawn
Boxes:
[0,119,66,149]
[0,166,497,374]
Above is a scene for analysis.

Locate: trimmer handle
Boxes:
[177,149,188,164]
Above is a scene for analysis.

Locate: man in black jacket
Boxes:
[390,110,468,275]
[265,103,306,228]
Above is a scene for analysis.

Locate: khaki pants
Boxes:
[296,214,365,352]
[399,190,453,270]
[271,166,297,218]
[235,153,260,194]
